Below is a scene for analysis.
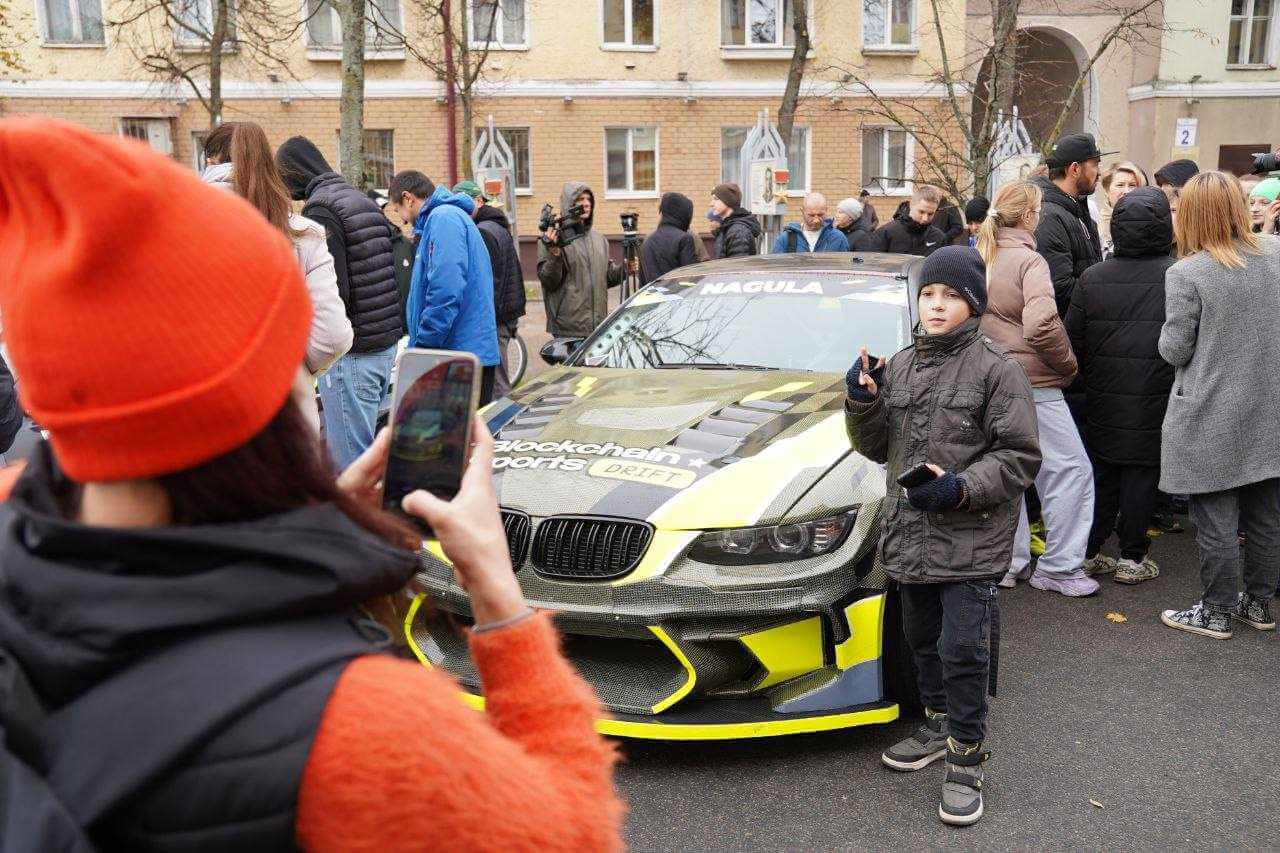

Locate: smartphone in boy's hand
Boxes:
[897,462,940,489]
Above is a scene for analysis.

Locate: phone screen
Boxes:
[383,350,480,521]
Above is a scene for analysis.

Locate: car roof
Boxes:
[659,252,920,280]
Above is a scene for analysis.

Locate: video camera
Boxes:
[1250,151,1280,175]
[620,211,641,255]
[539,203,587,247]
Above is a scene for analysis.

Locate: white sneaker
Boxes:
[1084,554,1118,577]
[1115,557,1159,585]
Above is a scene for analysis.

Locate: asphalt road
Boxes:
[614,529,1280,851]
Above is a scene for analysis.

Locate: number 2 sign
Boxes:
[1174,118,1198,148]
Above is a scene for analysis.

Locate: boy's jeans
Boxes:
[1188,478,1280,614]
[900,580,996,746]
[1012,390,1095,578]
[319,343,397,472]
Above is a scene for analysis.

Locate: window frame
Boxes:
[603,126,660,199]
[473,125,533,195]
[862,0,917,53]
[719,124,810,197]
[173,0,238,51]
[35,0,106,46]
[1227,0,1277,68]
[468,0,529,51]
[118,117,175,157]
[302,0,406,60]
[600,0,658,52]
[719,0,815,59]
[860,125,914,196]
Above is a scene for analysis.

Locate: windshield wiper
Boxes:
[652,362,782,371]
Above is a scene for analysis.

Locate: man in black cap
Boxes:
[1033,132,1116,319]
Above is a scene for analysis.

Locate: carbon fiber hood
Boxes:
[484,367,855,529]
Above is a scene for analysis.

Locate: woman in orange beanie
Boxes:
[0,118,623,851]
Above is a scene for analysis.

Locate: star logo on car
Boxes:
[687,457,707,468]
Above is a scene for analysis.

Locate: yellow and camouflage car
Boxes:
[406,253,926,740]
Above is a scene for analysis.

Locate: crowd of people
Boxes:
[0,112,1275,844]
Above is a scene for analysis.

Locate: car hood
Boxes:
[483,367,860,529]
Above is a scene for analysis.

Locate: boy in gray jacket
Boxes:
[844,247,1040,826]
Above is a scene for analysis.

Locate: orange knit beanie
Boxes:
[0,117,311,482]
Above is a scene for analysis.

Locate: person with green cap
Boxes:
[453,180,526,396]
[1247,177,1280,234]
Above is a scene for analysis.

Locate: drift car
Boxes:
[406,253,926,740]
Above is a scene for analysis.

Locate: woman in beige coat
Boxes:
[977,181,1095,597]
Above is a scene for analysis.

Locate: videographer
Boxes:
[639,192,698,286]
[538,181,630,339]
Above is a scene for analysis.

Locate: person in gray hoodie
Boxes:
[537,181,627,339]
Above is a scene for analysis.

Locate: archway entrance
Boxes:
[973,26,1097,150]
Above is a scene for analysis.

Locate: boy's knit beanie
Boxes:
[712,183,742,210]
[0,117,311,482]
[919,246,988,316]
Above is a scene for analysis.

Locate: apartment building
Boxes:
[1,0,968,237]
[1128,0,1280,175]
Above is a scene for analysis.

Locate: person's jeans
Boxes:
[1188,478,1280,614]
[1087,462,1160,562]
[319,343,397,471]
[1011,391,1095,577]
[900,580,996,746]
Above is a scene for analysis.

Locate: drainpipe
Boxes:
[443,0,459,185]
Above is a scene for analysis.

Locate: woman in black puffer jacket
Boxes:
[1065,187,1175,583]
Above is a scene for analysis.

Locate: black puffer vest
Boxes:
[304,174,402,353]
[0,445,418,850]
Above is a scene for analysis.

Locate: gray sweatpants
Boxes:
[1189,478,1280,613]
[1011,390,1095,578]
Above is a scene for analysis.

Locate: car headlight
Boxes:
[688,510,858,565]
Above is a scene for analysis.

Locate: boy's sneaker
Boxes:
[1029,571,1100,597]
[1084,554,1118,577]
[938,738,989,827]
[1114,557,1159,585]
[1161,602,1232,640]
[997,563,1032,589]
[1232,593,1276,631]
[882,709,949,771]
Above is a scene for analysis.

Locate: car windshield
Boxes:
[576,273,912,373]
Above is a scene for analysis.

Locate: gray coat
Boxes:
[845,319,1041,583]
[1158,236,1280,494]
[537,181,624,339]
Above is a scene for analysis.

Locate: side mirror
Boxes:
[540,338,583,366]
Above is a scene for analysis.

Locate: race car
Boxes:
[405,252,926,740]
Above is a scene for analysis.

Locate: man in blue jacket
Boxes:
[771,192,850,254]
[389,170,502,403]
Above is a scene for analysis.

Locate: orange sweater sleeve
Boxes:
[295,612,624,852]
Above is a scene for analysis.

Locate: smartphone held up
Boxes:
[383,349,483,531]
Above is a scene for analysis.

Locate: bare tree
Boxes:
[827,0,1182,200]
[110,0,304,128]
[333,0,367,188]
[777,0,810,155]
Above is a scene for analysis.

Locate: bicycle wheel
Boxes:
[506,333,529,387]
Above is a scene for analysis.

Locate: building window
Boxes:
[603,0,654,48]
[721,0,795,47]
[861,127,910,194]
[473,126,532,192]
[863,0,914,48]
[719,126,808,194]
[120,118,174,156]
[192,130,209,172]
[363,130,395,189]
[174,0,237,48]
[39,0,105,44]
[1229,0,1274,65]
[470,0,527,48]
[605,127,658,195]
[306,0,404,51]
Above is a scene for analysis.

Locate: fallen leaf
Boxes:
[1105,612,1128,623]
[1089,799,1104,809]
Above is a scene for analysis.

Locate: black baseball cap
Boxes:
[1044,133,1117,168]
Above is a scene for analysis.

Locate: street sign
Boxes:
[1174,117,1198,148]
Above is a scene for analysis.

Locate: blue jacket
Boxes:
[771,219,849,254]
[407,187,500,366]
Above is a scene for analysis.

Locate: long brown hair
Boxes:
[975,180,1042,272]
[157,396,420,551]
[1174,171,1262,269]
[204,122,306,240]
